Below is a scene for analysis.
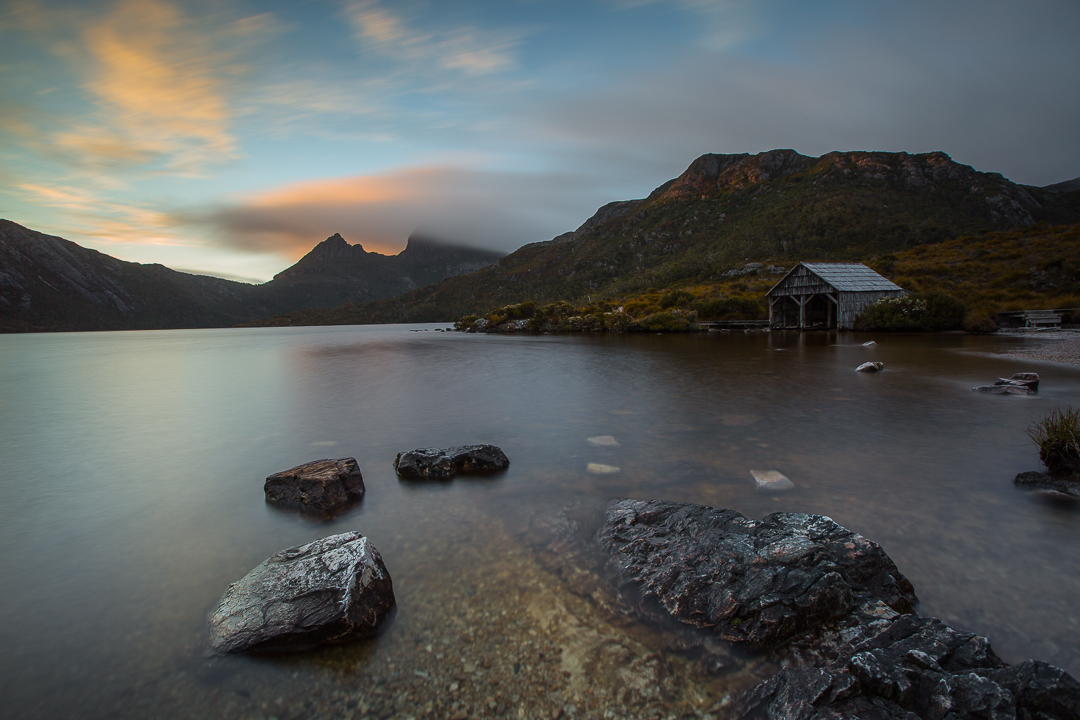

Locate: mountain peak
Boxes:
[397,233,505,265]
[313,233,363,255]
[272,233,371,280]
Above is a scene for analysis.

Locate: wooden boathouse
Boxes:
[767,262,906,330]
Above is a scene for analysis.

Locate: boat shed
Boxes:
[767,262,906,330]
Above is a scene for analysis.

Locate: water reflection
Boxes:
[1,326,1078,719]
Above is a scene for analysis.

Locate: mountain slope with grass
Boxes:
[249,150,1080,326]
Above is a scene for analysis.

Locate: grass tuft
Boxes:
[1027,407,1080,477]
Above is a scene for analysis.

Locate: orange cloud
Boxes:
[3,0,270,173]
[184,165,597,258]
[68,0,240,171]
[15,182,186,246]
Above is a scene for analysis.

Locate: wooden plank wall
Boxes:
[836,290,905,329]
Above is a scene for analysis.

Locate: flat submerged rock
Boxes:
[208,532,395,654]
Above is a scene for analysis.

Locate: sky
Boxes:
[1,0,1078,283]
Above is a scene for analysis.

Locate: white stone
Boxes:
[587,463,621,474]
[751,469,794,492]
[587,435,619,446]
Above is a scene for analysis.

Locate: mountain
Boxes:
[252,149,1080,326]
[1043,176,1080,194]
[263,233,503,312]
[0,219,274,332]
[0,220,503,332]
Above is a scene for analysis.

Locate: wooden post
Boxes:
[825,293,839,329]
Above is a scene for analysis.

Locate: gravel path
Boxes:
[988,329,1080,366]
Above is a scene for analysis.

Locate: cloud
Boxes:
[180,165,606,257]
[1,0,274,174]
[526,1,1080,186]
[72,0,237,169]
[343,0,521,78]
[13,181,187,246]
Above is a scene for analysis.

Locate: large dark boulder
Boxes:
[738,614,1080,719]
[208,532,395,654]
[264,458,364,513]
[394,444,509,480]
[596,500,917,649]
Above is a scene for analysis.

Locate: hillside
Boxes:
[249,150,1080,326]
[873,223,1080,314]
[0,219,275,332]
[0,221,503,332]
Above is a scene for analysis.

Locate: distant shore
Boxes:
[989,328,1080,366]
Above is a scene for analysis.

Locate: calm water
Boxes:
[2,325,1079,719]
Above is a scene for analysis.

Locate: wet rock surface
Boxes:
[596,500,917,649]
[394,444,509,479]
[208,532,395,654]
[264,457,365,514]
[856,361,884,372]
[996,371,1040,391]
[1014,471,1080,498]
[975,384,1032,394]
[738,614,1080,720]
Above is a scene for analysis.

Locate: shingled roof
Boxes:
[797,262,903,292]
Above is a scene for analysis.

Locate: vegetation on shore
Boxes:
[449,224,1080,334]
[852,292,968,332]
[244,223,1080,333]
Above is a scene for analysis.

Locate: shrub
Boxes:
[454,315,478,331]
[659,289,695,309]
[962,309,998,334]
[1026,407,1080,477]
[854,292,966,331]
[629,311,691,332]
[694,296,766,321]
[624,299,659,316]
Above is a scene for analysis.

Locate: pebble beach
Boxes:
[990,328,1080,366]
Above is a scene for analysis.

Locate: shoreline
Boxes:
[985,328,1080,366]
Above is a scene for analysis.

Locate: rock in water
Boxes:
[995,371,1040,391]
[974,384,1031,395]
[738,614,1080,719]
[750,469,794,492]
[395,447,454,479]
[394,444,509,479]
[264,458,365,513]
[596,500,916,648]
[862,340,877,346]
[856,361,884,372]
[1014,471,1080,498]
[208,532,395,654]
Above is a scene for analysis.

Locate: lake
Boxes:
[1,325,1079,720]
